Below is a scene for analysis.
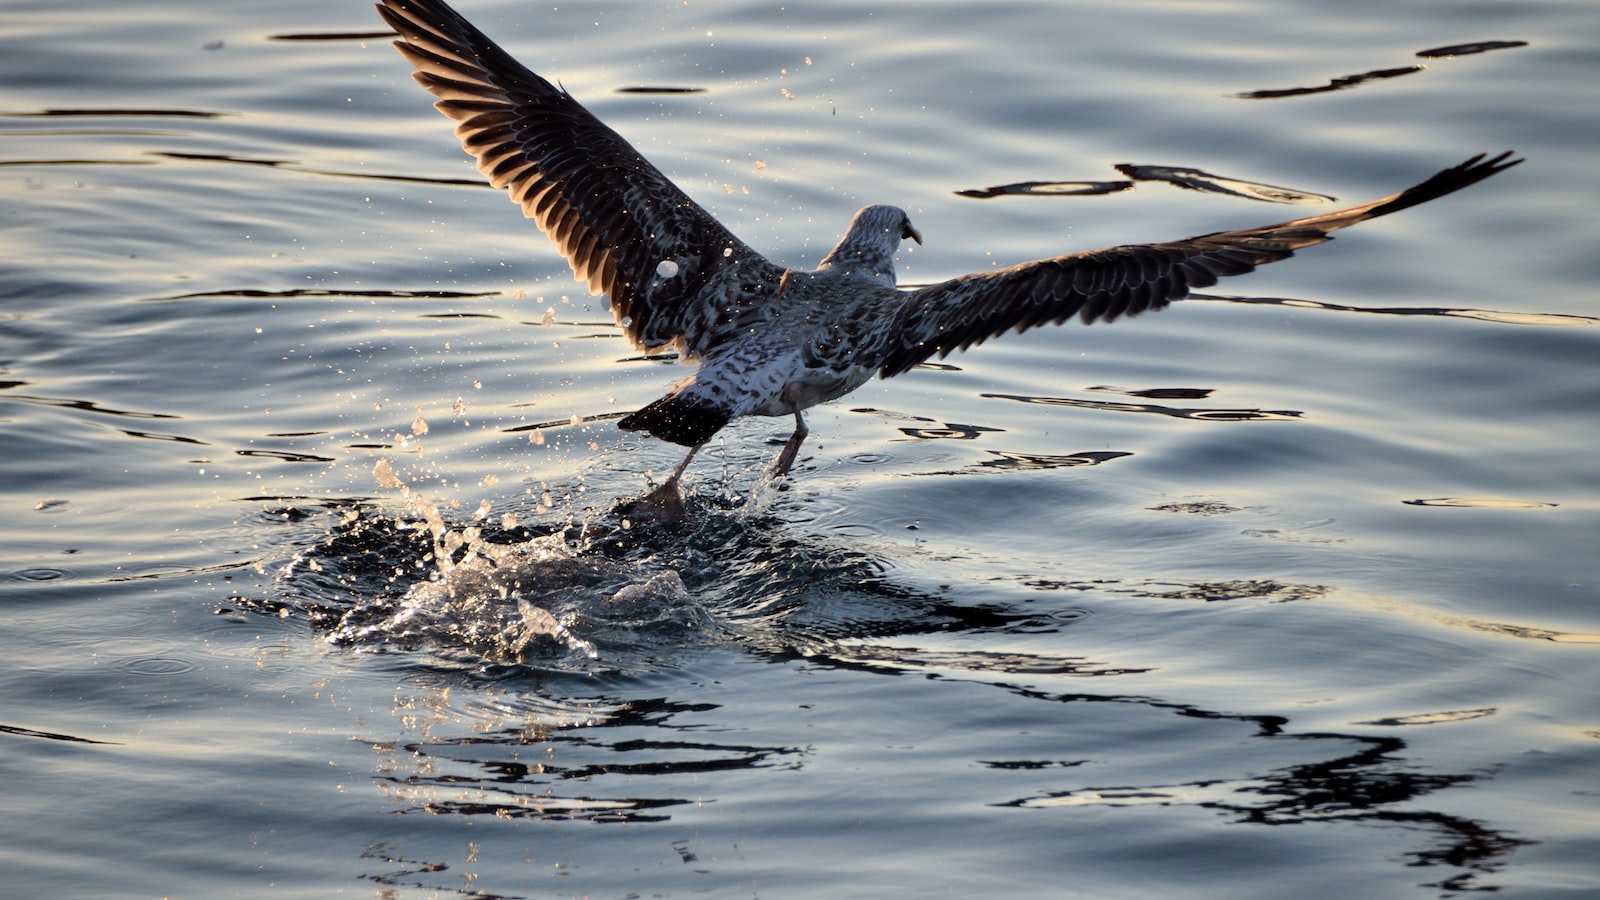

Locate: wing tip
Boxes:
[1370,149,1523,219]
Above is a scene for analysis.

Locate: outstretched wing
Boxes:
[375,0,785,354]
[878,152,1520,377]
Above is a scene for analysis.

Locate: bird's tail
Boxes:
[618,394,731,448]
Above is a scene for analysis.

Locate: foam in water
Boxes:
[313,459,627,661]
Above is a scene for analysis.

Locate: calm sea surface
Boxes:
[3,1,1598,897]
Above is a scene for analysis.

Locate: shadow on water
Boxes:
[234,466,1536,895]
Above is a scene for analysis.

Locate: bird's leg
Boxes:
[621,442,702,524]
[661,443,702,491]
[772,386,808,477]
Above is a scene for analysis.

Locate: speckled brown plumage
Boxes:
[376,0,1520,490]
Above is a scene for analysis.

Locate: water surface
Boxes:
[3,1,1598,897]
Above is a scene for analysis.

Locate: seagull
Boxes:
[375,0,1519,501]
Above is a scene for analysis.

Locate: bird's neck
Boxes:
[817,240,898,285]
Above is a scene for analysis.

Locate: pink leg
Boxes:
[773,391,808,477]
[621,443,701,524]
[662,443,702,489]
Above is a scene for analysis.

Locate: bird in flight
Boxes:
[375,0,1519,503]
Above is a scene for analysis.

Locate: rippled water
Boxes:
[4,1,1598,897]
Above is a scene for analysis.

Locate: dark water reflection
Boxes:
[955,179,1133,199]
[0,723,118,745]
[1197,293,1600,328]
[251,491,1535,895]
[368,691,791,825]
[1113,163,1336,203]
[268,31,399,43]
[1233,64,1427,100]
[3,390,181,420]
[1,107,228,119]
[982,391,1304,422]
[1231,37,1526,99]
[147,149,491,187]
[1416,40,1529,59]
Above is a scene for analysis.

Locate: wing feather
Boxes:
[376,0,784,354]
[878,152,1520,377]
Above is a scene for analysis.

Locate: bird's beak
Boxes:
[904,223,923,245]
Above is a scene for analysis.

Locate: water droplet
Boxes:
[656,259,680,278]
[373,459,402,489]
[411,416,429,436]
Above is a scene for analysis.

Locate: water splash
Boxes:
[286,460,730,666]
[329,527,602,662]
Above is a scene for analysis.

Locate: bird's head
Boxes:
[862,204,923,246]
[817,204,922,284]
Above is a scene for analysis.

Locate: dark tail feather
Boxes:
[618,395,732,447]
